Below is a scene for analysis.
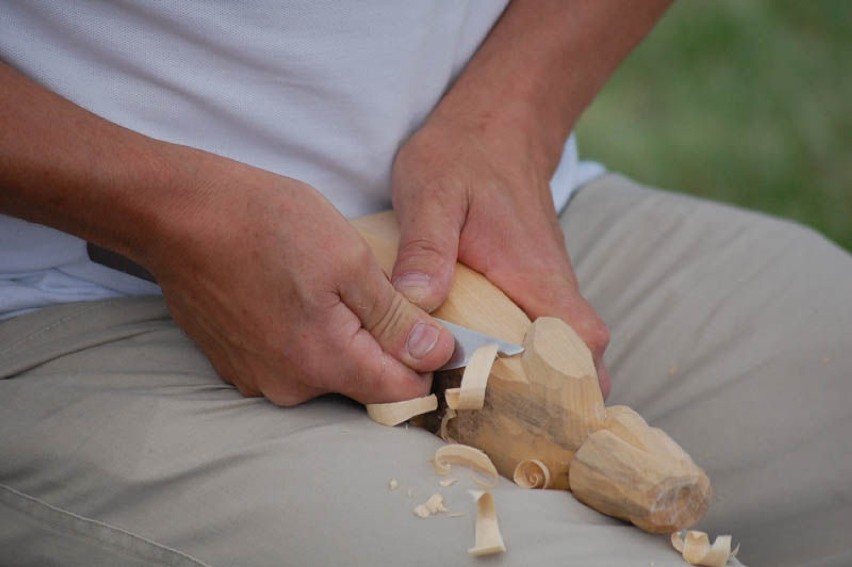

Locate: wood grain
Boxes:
[352,211,711,532]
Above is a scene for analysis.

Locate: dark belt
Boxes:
[87,243,157,283]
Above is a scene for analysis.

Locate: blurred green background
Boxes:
[576,0,851,251]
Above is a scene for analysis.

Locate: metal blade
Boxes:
[434,318,524,371]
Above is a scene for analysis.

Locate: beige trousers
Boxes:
[1,174,850,566]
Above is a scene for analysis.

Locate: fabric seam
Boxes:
[0,482,211,567]
[0,301,110,357]
[0,299,150,359]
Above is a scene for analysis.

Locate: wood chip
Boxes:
[512,459,552,489]
[467,490,506,556]
[445,343,499,411]
[413,493,449,518]
[366,394,438,426]
[433,444,499,488]
[439,407,457,443]
[388,478,399,491]
[671,530,739,567]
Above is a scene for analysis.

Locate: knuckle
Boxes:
[367,292,410,344]
[398,237,447,265]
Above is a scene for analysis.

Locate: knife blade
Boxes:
[434,318,524,371]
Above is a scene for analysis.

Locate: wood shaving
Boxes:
[467,490,506,556]
[433,444,499,488]
[388,478,399,491]
[671,530,739,567]
[445,343,499,411]
[413,493,449,518]
[439,407,457,443]
[439,478,458,487]
[366,394,437,426]
[512,459,552,489]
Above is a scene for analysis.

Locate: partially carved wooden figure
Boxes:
[352,212,711,534]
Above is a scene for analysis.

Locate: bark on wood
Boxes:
[351,211,711,533]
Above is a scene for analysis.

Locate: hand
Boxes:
[143,150,454,406]
[390,114,611,397]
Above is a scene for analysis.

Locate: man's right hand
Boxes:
[142,151,455,406]
[0,60,453,406]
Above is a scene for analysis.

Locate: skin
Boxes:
[0,0,671,406]
[0,66,454,406]
[391,0,673,399]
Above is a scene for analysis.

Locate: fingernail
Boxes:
[407,321,439,360]
[393,272,431,303]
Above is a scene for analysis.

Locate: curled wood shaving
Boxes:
[366,394,437,426]
[512,459,552,489]
[445,343,499,411]
[433,444,499,488]
[671,530,739,567]
[467,490,506,556]
[413,493,449,518]
[439,407,457,443]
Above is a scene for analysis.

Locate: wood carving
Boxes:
[351,211,711,533]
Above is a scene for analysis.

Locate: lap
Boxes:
[561,174,852,567]
[0,298,694,566]
[3,174,849,566]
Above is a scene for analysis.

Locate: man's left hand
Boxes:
[390,113,611,398]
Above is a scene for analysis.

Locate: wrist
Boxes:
[129,143,248,279]
[426,5,581,177]
[423,0,673,178]
[429,91,566,179]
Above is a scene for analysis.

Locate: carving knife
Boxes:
[434,318,524,371]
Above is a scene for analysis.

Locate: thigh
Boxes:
[0,296,717,566]
[561,174,852,567]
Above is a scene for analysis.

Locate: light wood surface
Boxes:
[352,211,711,533]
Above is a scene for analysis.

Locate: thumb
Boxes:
[391,201,464,313]
[340,259,455,375]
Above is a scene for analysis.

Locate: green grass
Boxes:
[576,0,852,251]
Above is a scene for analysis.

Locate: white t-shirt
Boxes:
[0,1,603,319]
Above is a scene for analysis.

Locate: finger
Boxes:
[391,191,465,313]
[338,324,436,404]
[339,252,454,373]
[291,302,436,404]
[482,244,611,396]
[523,274,611,397]
[542,285,611,395]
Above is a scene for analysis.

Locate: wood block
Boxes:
[352,211,712,532]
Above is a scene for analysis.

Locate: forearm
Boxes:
[433,0,672,174]
[0,60,204,266]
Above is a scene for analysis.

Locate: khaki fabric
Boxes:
[1,174,850,566]
[561,175,852,566]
